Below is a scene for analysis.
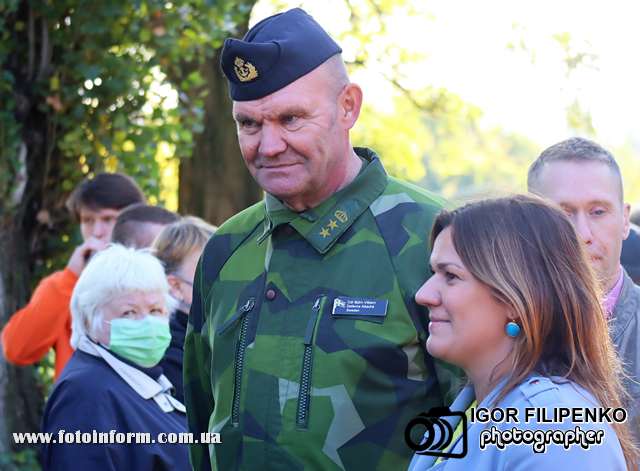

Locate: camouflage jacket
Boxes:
[184,148,460,471]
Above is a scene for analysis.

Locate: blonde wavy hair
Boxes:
[151,216,216,274]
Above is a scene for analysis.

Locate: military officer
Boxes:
[184,8,459,471]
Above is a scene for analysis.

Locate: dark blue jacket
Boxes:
[41,350,189,470]
[159,310,188,403]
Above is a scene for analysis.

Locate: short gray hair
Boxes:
[527,137,624,201]
[70,244,174,348]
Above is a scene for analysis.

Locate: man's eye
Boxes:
[591,209,606,216]
[282,115,298,125]
[239,119,258,128]
[121,310,135,318]
[150,308,164,315]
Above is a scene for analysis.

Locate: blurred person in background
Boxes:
[111,203,180,249]
[1,173,144,379]
[152,216,217,403]
[622,224,640,284]
[528,137,640,442]
[630,209,640,226]
[40,244,189,470]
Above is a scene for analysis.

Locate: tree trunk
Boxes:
[0,227,45,459]
[178,49,262,226]
[0,2,66,462]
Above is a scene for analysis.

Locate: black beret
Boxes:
[220,8,342,101]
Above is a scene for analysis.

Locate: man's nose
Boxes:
[258,123,287,158]
[573,213,594,245]
[92,220,108,239]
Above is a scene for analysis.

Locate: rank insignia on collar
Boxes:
[319,227,330,238]
[234,57,258,82]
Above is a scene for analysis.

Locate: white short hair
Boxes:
[70,244,175,348]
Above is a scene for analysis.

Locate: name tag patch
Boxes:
[331,297,388,318]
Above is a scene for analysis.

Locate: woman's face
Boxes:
[168,248,200,311]
[94,290,167,345]
[415,227,513,371]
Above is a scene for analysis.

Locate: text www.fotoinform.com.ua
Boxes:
[13,430,221,445]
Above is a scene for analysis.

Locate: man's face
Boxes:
[232,68,350,210]
[534,160,630,290]
[79,207,120,242]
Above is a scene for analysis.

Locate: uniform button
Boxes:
[265,289,276,300]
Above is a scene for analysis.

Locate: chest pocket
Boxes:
[215,297,256,427]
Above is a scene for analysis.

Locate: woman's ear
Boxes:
[166,274,183,301]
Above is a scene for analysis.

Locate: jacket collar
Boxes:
[611,268,640,343]
[258,148,387,254]
[77,336,185,414]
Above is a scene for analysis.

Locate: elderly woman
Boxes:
[152,216,216,403]
[40,244,189,470]
[408,195,637,470]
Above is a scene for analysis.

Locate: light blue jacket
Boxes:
[408,374,627,471]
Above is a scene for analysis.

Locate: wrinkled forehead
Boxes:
[232,68,332,118]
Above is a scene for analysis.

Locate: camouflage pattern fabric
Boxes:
[184,148,461,471]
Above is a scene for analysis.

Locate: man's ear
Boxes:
[623,203,631,240]
[338,83,363,130]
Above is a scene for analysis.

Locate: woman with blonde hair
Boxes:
[409,195,637,470]
[152,216,216,402]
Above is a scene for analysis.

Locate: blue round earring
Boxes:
[505,321,521,338]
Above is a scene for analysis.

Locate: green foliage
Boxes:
[0,448,40,471]
[1,0,257,275]
[1,0,257,206]
[0,0,23,211]
[354,90,537,202]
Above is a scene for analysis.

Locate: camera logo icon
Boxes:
[404,406,468,459]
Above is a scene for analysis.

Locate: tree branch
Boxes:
[28,5,35,80]
[36,16,52,82]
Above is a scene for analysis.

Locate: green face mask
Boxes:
[108,315,171,368]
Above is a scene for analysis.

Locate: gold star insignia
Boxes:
[328,219,338,229]
[319,228,330,238]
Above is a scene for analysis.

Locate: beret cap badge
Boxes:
[234,57,259,82]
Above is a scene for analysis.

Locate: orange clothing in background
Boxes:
[1,268,78,379]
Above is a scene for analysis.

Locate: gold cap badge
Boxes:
[234,57,259,82]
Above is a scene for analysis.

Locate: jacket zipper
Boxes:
[296,296,325,429]
[217,298,255,335]
[228,298,255,426]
